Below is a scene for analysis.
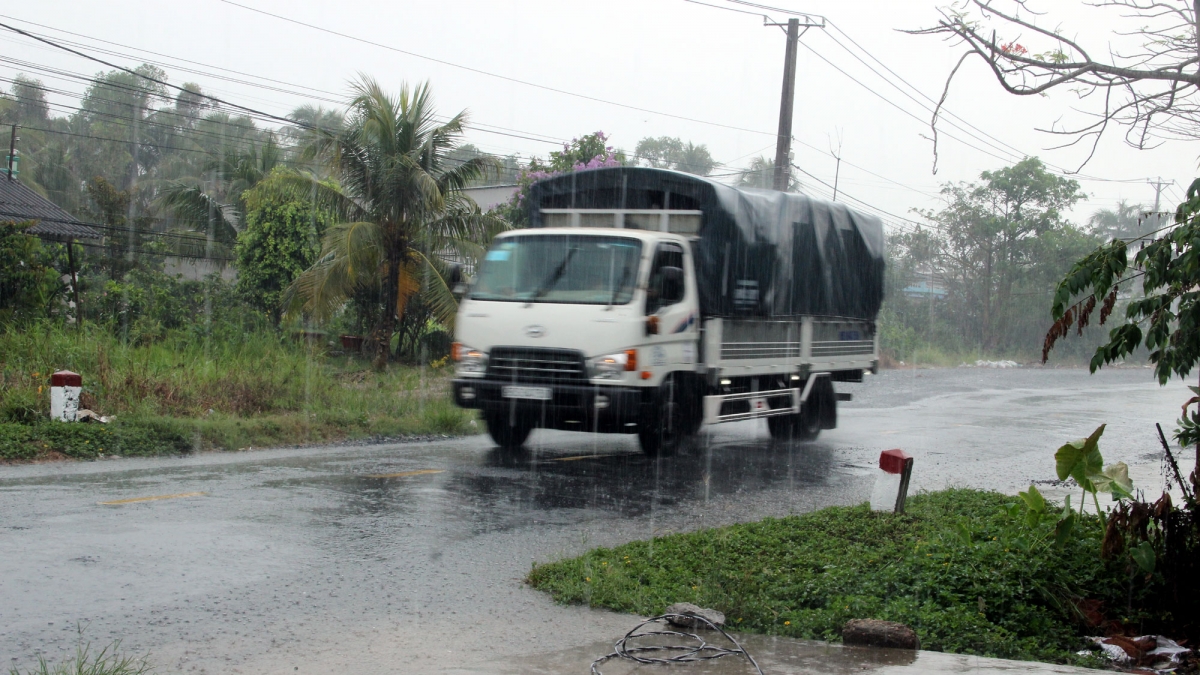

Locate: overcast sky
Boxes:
[6,0,1198,230]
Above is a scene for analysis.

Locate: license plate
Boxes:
[502,386,553,401]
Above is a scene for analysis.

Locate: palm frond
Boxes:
[264,171,368,224]
[411,250,460,328]
[282,220,382,321]
[156,181,240,242]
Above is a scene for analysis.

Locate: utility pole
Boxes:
[768,15,825,192]
[1147,177,1175,240]
[7,125,16,181]
[772,18,799,192]
[1149,177,1174,214]
[829,129,844,201]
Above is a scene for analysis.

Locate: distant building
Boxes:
[901,267,947,300]
[0,176,100,242]
[462,184,518,212]
[0,174,101,320]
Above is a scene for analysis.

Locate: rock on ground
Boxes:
[663,603,726,629]
[841,619,919,649]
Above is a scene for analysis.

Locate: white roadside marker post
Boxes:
[50,370,82,422]
[869,448,914,513]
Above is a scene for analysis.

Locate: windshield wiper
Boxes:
[526,247,579,306]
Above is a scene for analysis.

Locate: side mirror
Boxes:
[660,266,684,304]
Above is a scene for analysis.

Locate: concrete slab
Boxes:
[448,631,1107,674]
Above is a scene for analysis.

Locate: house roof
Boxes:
[0,177,101,240]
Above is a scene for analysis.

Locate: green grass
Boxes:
[528,489,1126,666]
[9,641,151,675]
[0,322,473,460]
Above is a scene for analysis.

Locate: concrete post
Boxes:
[870,448,914,513]
[50,370,82,422]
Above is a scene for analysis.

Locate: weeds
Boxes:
[9,640,152,675]
[0,321,473,459]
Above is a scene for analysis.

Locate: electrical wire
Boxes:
[0,26,567,153]
[2,19,926,207]
[590,613,763,675]
[215,0,783,138]
[791,163,923,229]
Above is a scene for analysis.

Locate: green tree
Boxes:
[10,75,50,124]
[85,176,162,281]
[1046,178,1200,467]
[920,158,1088,352]
[0,221,63,326]
[634,136,715,175]
[234,169,332,321]
[283,77,506,368]
[448,144,521,184]
[529,131,626,173]
[498,131,624,227]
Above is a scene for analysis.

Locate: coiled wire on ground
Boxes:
[591,613,764,674]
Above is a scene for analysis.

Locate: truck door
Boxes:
[644,241,698,370]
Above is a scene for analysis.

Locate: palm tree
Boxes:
[282,77,505,369]
[1087,200,1151,242]
[156,134,283,256]
[736,156,800,192]
[674,141,715,176]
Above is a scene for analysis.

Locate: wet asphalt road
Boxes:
[0,367,1188,674]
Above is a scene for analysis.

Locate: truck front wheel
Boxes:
[638,375,697,457]
[484,411,534,450]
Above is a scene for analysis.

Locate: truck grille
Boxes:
[487,347,587,385]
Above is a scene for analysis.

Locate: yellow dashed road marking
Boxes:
[550,454,605,462]
[100,492,205,506]
[367,469,445,479]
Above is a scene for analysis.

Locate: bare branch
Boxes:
[909,0,1200,168]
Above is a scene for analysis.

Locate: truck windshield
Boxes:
[470,234,643,305]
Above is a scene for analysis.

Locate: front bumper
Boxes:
[452,379,643,433]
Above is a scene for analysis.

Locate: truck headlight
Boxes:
[452,343,488,375]
[589,349,637,380]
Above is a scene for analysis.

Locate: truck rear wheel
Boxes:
[484,411,534,450]
[767,377,832,442]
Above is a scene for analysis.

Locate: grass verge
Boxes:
[528,489,1126,667]
[0,323,473,461]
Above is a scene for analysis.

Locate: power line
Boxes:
[791,163,923,230]
[0,14,573,148]
[216,0,781,139]
[0,15,921,195]
[0,21,312,131]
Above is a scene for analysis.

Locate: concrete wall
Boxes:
[462,184,518,212]
[164,257,238,282]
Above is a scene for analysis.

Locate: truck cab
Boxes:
[452,226,704,453]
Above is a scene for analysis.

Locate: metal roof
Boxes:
[0,177,101,240]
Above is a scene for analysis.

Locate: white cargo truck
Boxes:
[451,167,884,455]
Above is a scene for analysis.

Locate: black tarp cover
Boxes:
[526,167,884,320]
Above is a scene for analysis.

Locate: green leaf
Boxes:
[1054,424,1106,491]
[1018,484,1046,513]
[1054,511,1076,548]
[1130,540,1156,574]
[955,521,973,545]
[1095,462,1133,500]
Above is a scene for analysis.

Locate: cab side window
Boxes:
[646,243,685,315]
